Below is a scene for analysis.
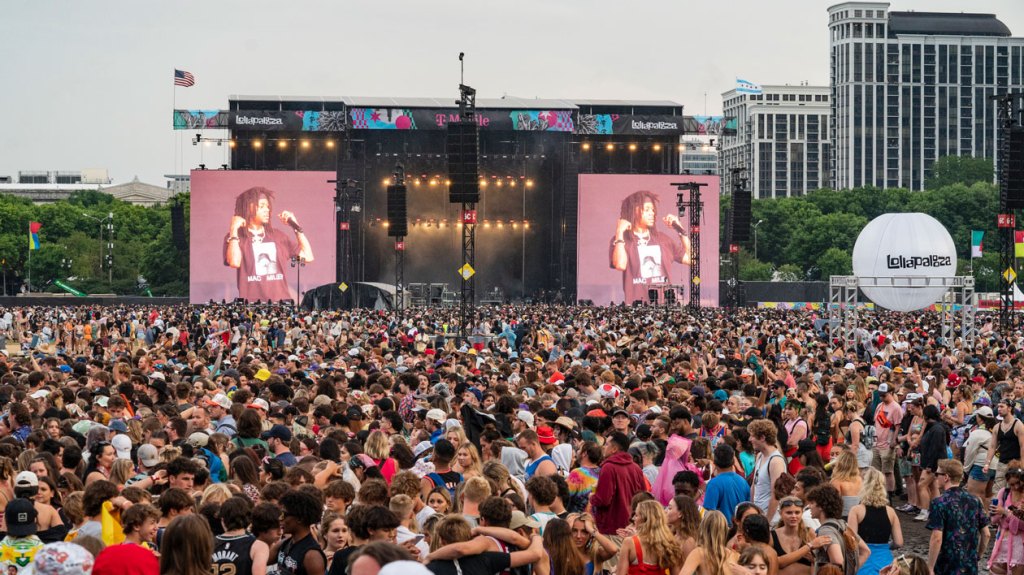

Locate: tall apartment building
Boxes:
[679,135,719,176]
[720,85,831,198]
[830,2,1024,190]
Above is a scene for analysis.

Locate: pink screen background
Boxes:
[189,170,337,304]
[577,174,719,306]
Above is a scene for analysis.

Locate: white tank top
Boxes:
[754,449,783,513]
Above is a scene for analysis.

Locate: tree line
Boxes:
[728,156,1003,292]
[0,190,188,296]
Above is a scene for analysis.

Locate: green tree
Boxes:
[740,256,773,281]
[818,247,852,278]
[926,156,994,190]
[775,264,803,281]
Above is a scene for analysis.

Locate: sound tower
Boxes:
[170,202,186,250]
[1008,126,1024,209]
[447,121,479,203]
[730,188,752,243]
[387,184,408,237]
[721,208,732,254]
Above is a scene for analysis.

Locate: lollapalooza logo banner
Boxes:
[347,108,575,131]
[576,114,737,136]
[173,110,345,131]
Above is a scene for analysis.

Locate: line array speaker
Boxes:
[447,121,479,203]
[387,184,408,237]
[730,189,752,243]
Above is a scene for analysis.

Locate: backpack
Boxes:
[855,418,876,450]
[197,448,227,483]
[816,520,860,575]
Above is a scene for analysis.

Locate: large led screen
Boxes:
[577,174,719,306]
[190,171,336,304]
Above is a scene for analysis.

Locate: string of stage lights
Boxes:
[380,175,535,188]
[369,218,531,229]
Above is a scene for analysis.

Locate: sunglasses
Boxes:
[780,498,804,508]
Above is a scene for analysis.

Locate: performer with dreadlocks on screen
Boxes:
[610,189,691,304]
[224,186,314,302]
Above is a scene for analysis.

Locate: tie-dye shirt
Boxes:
[567,466,600,513]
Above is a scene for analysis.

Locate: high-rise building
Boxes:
[679,135,719,176]
[720,85,831,198]
[829,2,1024,190]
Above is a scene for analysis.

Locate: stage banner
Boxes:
[576,114,688,135]
[173,110,229,130]
[189,171,337,304]
[227,111,346,132]
[692,116,739,136]
[348,108,574,131]
[577,174,720,306]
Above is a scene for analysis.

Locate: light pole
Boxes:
[754,219,764,260]
[82,212,113,282]
[290,255,305,311]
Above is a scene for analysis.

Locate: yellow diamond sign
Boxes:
[692,276,701,285]
[1005,268,1017,284]
[459,264,476,280]
[338,282,349,292]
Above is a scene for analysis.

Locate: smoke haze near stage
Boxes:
[189,170,336,304]
[577,174,719,306]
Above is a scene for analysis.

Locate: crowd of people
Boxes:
[0,302,1011,575]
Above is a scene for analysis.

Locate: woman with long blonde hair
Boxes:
[829,449,862,518]
[615,500,684,575]
[772,497,814,575]
[567,512,619,574]
[848,468,903,575]
[679,510,738,575]
[453,444,483,480]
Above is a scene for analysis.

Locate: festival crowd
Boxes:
[0,303,1011,575]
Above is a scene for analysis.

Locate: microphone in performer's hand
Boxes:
[282,214,303,233]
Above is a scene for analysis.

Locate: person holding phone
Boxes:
[224,186,314,303]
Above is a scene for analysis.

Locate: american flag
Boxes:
[174,69,195,87]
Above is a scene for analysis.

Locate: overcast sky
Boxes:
[3,0,1023,185]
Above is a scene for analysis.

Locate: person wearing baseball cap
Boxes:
[261,424,297,467]
[205,394,236,438]
[425,409,447,444]
[514,410,535,434]
[0,499,42,572]
[872,382,904,495]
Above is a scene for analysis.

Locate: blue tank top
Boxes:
[525,455,553,481]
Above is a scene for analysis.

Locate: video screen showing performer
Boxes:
[224,186,314,302]
[609,190,691,304]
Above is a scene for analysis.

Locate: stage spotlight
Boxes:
[629,143,637,151]
[429,179,437,186]
[383,178,391,185]
[277,140,287,149]
[252,140,262,149]
[653,143,662,152]
[383,221,390,228]
[414,178,421,185]
[228,140,237,148]
[507,178,516,187]
[606,143,615,151]
[326,140,335,148]
[677,143,685,151]
[496,180,503,187]
[582,142,591,151]
[497,221,504,228]
[479,179,487,188]
[301,140,311,149]
[525,179,534,187]
[524,221,531,229]
[513,221,519,229]
[484,220,491,228]
[445,179,451,185]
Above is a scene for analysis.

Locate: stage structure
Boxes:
[673,181,707,312]
[178,92,736,305]
[829,275,976,348]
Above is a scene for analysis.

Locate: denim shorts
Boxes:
[969,464,995,482]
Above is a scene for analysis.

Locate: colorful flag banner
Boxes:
[736,78,763,95]
[972,230,984,258]
[28,222,41,250]
[1017,231,1024,258]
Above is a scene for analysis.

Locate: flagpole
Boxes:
[173,69,178,177]
[26,222,31,294]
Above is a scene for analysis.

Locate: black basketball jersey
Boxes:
[213,533,257,575]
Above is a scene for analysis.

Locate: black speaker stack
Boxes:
[1008,126,1024,209]
[387,183,408,237]
[730,187,752,244]
[447,121,479,203]
[170,202,187,250]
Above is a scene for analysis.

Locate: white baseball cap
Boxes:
[516,410,535,428]
[426,409,447,423]
[111,434,132,459]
